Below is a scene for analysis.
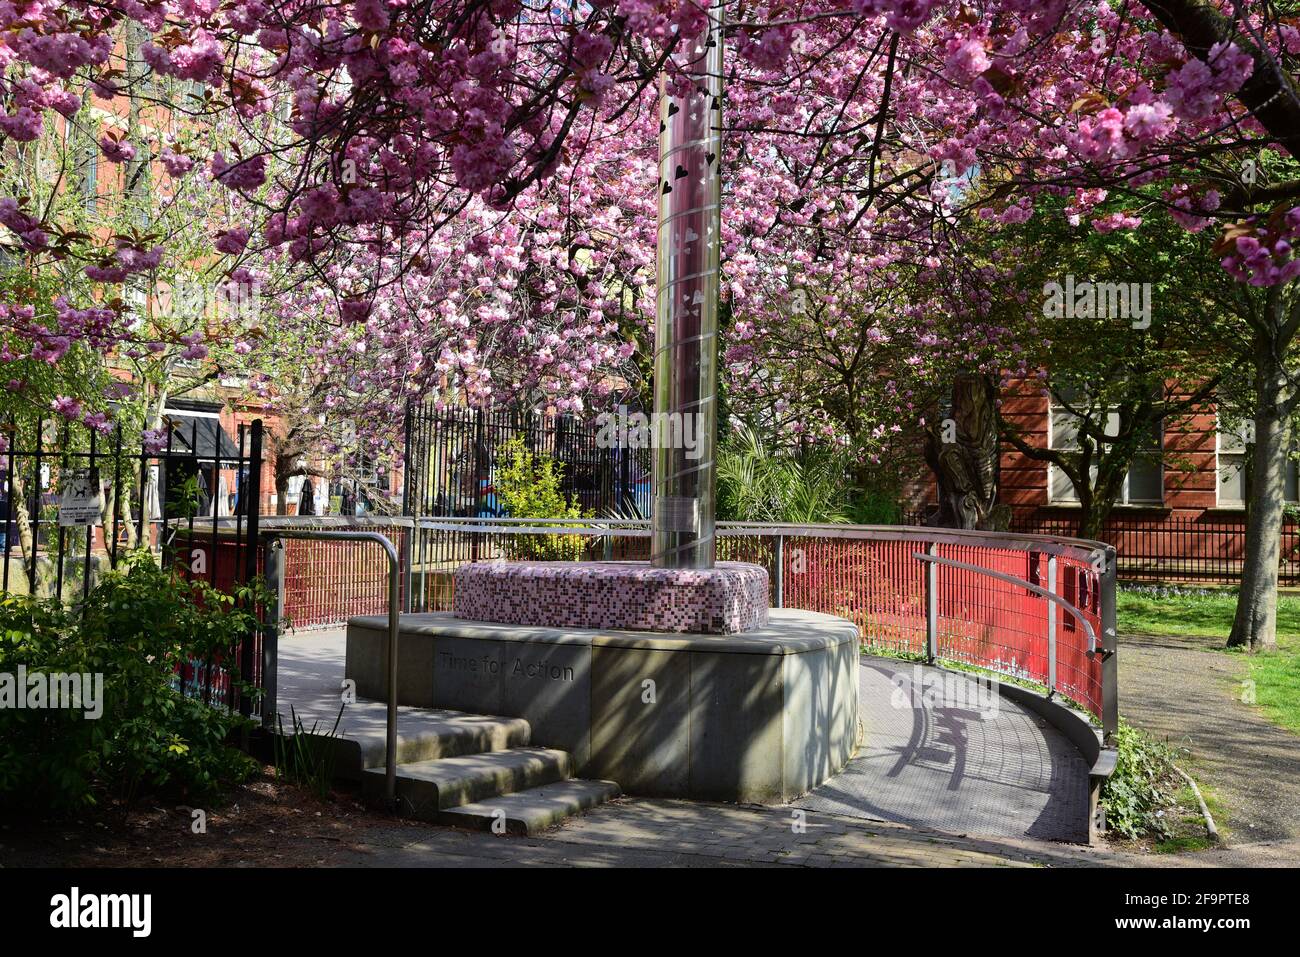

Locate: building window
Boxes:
[1048,388,1163,505]
[1217,422,1248,507]
[1217,415,1300,506]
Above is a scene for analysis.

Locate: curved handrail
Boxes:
[912,551,1099,654]
[262,528,401,805]
[196,513,1109,564]
[408,515,1109,562]
[249,512,1118,737]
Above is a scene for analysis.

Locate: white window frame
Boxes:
[1216,413,1300,507]
[1048,392,1163,506]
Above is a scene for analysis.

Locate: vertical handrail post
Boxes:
[261,537,285,729]
[386,539,399,804]
[773,533,785,608]
[239,420,263,719]
[1046,555,1058,697]
[1100,545,1119,742]
[400,522,413,614]
[924,540,938,664]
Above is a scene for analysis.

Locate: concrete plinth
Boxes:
[346,609,860,804]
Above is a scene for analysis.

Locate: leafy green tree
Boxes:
[986,200,1249,540]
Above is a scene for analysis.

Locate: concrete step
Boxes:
[281,706,533,780]
[438,779,622,835]
[363,747,572,818]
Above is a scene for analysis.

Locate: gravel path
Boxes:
[1118,631,1300,843]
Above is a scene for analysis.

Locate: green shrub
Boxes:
[273,705,344,800]
[845,489,905,525]
[494,437,589,561]
[0,552,260,813]
[717,424,850,523]
[1102,719,1178,840]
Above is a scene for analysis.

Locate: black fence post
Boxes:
[28,416,43,595]
[2,416,14,594]
[261,536,284,729]
[239,419,263,719]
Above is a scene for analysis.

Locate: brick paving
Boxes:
[794,657,1091,842]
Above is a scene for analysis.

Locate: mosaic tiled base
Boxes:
[453,561,770,635]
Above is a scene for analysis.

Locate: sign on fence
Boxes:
[58,469,104,527]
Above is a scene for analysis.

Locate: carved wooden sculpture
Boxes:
[924,374,1008,531]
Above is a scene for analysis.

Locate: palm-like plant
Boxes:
[716,423,851,524]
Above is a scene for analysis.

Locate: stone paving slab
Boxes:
[793,658,1091,842]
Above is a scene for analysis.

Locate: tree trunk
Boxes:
[140,387,168,542]
[1079,455,1127,541]
[1229,327,1293,651]
[1078,502,1110,543]
[276,472,290,516]
[8,470,34,564]
[7,470,46,595]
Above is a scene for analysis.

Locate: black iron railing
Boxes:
[1,414,265,713]
[402,402,651,520]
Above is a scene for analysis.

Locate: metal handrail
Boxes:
[912,551,1099,654]
[912,549,1116,738]
[420,520,651,537]
[249,513,1117,738]
[263,529,401,805]
[409,515,1109,562]
[196,513,1108,564]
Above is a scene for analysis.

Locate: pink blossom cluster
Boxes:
[83,242,164,282]
[0,0,1296,451]
[1220,209,1300,287]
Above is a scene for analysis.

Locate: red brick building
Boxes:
[917,381,1299,582]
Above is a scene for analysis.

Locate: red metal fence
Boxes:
[252,517,1114,727]
[279,529,411,628]
[715,528,1106,721]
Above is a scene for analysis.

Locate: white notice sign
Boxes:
[58,468,104,527]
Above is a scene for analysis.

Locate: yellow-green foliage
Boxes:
[494,437,588,561]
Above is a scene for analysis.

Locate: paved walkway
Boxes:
[279,631,1091,844]
[329,798,1120,868]
[1119,631,1300,842]
[794,658,1090,842]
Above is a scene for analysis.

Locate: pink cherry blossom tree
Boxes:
[5,2,1300,647]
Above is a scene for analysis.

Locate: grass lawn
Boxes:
[1247,634,1300,736]
[1117,584,1300,735]
[1116,585,1300,639]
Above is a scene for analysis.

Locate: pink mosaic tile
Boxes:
[453,561,770,635]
